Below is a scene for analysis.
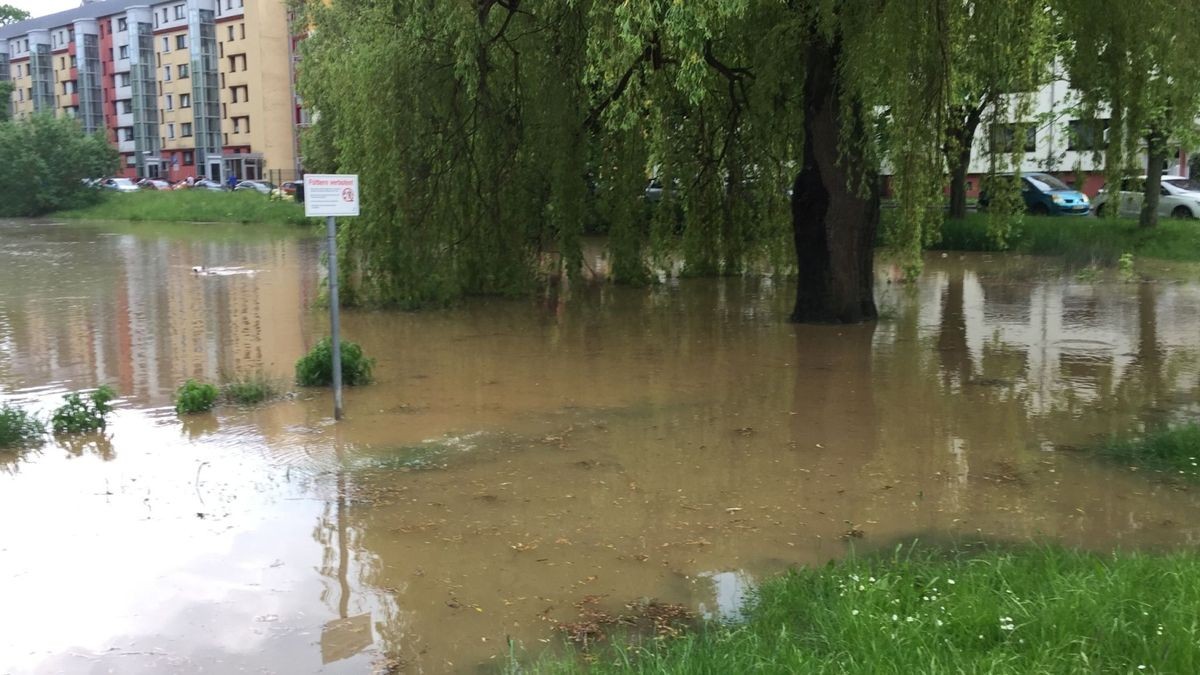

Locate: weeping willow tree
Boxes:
[1056,0,1200,228]
[296,0,1055,323]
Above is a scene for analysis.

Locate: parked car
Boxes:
[1091,175,1200,220]
[279,181,300,196]
[100,177,139,193]
[192,178,226,191]
[137,178,171,190]
[978,172,1089,216]
[234,180,276,195]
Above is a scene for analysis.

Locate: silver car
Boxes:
[1092,175,1200,219]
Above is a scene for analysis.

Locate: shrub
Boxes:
[175,379,219,415]
[222,375,279,406]
[0,114,118,217]
[51,385,117,434]
[295,338,374,387]
[0,404,45,449]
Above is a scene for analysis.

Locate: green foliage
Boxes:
[520,543,1200,674]
[174,379,219,415]
[55,190,309,225]
[51,385,117,434]
[221,375,279,406]
[929,213,1200,265]
[1056,0,1200,227]
[295,338,374,387]
[0,3,30,26]
[1099,425,1200,479]
[0,115,118,217]
[0,404,44,450]
[0,82,13,123]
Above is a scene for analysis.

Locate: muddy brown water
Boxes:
[1,220,1199,673]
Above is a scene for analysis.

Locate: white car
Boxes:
[1092,175,1200,219]
[100,177,139,193]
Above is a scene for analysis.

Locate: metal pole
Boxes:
[326,215,344,420]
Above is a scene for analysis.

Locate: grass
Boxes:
[929,213,1200,265]
[0,404,45,450]
[1097,424,1200,479]
[221,375,280,406]
[519,543,1200,674]
[54,190,310,225]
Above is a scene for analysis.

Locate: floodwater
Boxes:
[1,220,1199,674]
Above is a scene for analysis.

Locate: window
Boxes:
[178,64,189,79]
[239,24,245,40]
[227,25,234,41]
[175,4,186,20]
[176,35,187,50]
[164,65,171,81]
[180,93,190,108]
[118,18,127,32]
[989,123,1036,154]
[70,56,77,68]
[181,122,192,137]
[162,8,169,23]
[119,45,128,60]
[118,72,130,87]
[231,85,248,103]
[167,123,175,139]
[165,94,173,110]
[126,154,136,166]
[162,37,170,52]
[183,150,194,165]
[60,57,65,70]
[119,99,132,114]
[120,127,133,141]
[1067,119,1110,152]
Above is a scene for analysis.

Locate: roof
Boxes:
[0,1,146,41]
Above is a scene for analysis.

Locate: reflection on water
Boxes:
[1,222,1199,673]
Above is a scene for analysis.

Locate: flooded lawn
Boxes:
[1,220,1199,673]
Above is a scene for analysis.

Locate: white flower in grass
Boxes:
[947,579,956,585]
[1000,616,1016,631]
[852,609,860,616]
[892,614,898,622]
[1138,666,1146,671]
[868,577,876,583]
[905,616,915,623]
[935,619,944,627]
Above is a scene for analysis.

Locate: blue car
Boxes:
[979,173,1090,216]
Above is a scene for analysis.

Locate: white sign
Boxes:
[304,174,361,217]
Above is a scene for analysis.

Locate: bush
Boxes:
[0,404,45,449]
[222,375,279,406]
[1099,424,1200,478]
[51,385,117,434]
[295,338,374,387]
[174,379,219,415]
[0,114,118,217]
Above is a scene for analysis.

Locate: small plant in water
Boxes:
[1119,252,1136,282]
[175,379,219,415]
[51,385,117,434]
[0,404,46,450]
[222,374,279,406]
[295,338,375,387]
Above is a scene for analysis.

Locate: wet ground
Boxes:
[1,220,1199,673]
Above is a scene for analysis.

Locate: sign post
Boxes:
[304,174,360,420]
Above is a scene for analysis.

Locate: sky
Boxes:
[10,1,83,20]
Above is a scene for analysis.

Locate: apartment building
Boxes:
[1,0,301,182]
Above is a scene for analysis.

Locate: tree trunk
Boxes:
[790,39,879,324]
[946,106,982,221]
[1140,130,1166,229]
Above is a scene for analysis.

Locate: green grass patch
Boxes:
[1098,424,1200,479]
[295,338,375,387]
[54,190,309,226]
[51,385,116,434]
[0,404,45,450]
[929,213,1200,265]
[521,543,1200,673]
[221,375,280,406]
[174,379,219,415]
